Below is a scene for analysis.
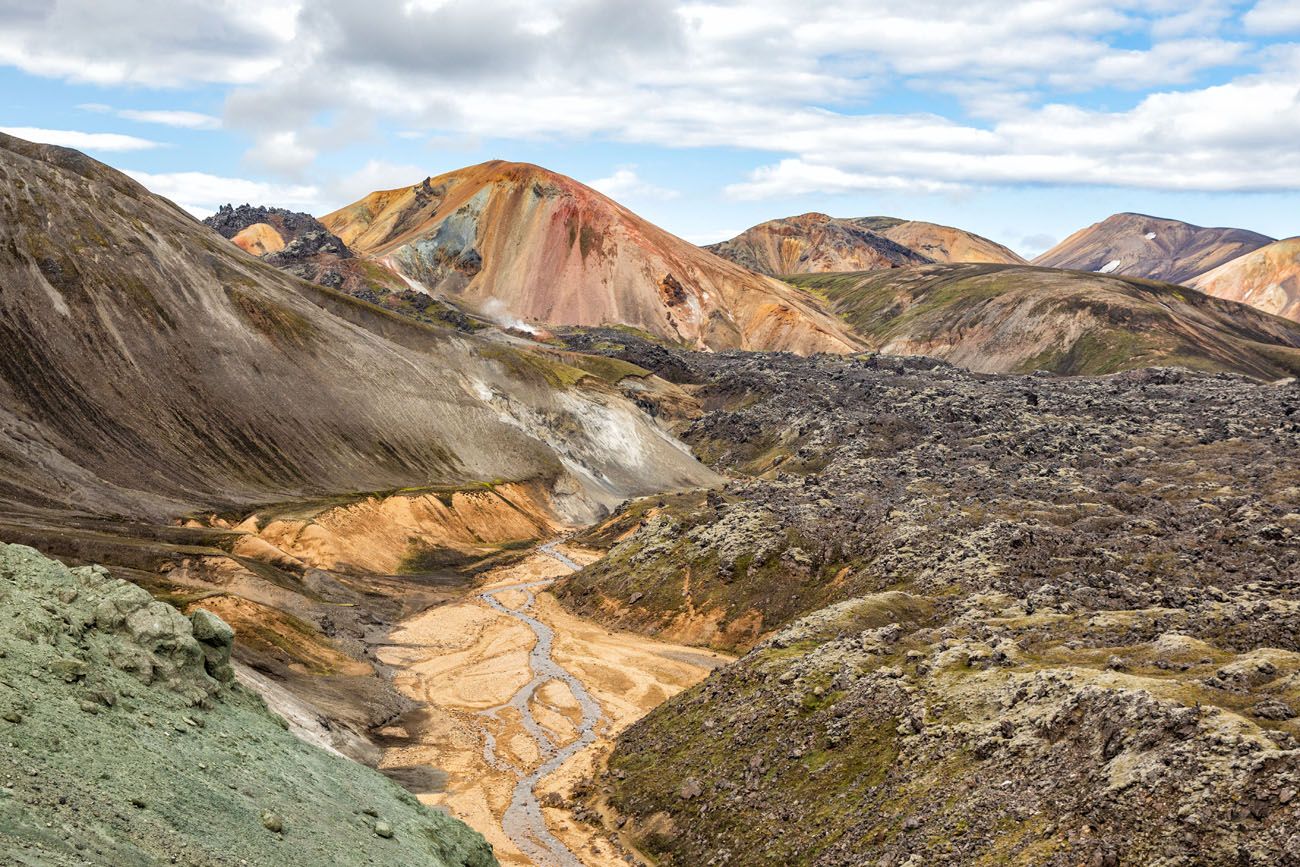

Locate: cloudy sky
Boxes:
[3,0,1300,255]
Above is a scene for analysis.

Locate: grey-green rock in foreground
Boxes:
[0,542,496,866]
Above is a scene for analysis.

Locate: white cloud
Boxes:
[587,168,680,202]
[2,0,1299,199]
[117,109,221,130]
[0,126,161,152]
[1146,0,1236,39]
[1047,38,1246,90]
[726,160,968,199]
[1244,0,1300,35]
[244,130,317,177]
[722,71,1300,198]
[77,103,221,129]
[122,168,324,217]
[0,0,295,86]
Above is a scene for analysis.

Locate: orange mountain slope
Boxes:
[706,213,1024,276]
[855,217,1027,265]
[322,162,862,354]
[1190,237,1300,323]
[704,212,931,275]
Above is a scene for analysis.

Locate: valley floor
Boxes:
[374,541,729,866]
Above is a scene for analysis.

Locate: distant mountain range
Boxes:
[786,264,1300,379]
[709,209,1300,329]
[195,157,1300,364]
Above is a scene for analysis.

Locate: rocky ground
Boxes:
[550,337,1300,865]
[0,542,495,866]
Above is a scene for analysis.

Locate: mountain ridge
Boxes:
[707,212,1026,276]
[1033,212,1274,284]
[785,263,1300,379]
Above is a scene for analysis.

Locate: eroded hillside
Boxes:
[707,213,1023,276]
[705,213,932,276]
[1192,237,1300,324]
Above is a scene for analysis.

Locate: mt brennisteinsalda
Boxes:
[319,161,862,354]
[6,8,1300,864]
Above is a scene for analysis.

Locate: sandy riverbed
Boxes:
[375,543,729,866]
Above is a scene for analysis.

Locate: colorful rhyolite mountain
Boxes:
[321,161,861,353]
[706,213,1024,276]
[1033,212,1273,285]
[1190,237,1300,324]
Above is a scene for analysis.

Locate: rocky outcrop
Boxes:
[204,203,336,248]
[0,542,496,866]
[322,161,863,354]
[1033,212,1273,284]
[785,263,1300,379]
[611,612,1300,866]
[202,202,482,331]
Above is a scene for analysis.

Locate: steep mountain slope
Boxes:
[1033,212,1273,284]
[704,212,932,275]
[785,264,1300,378]
[551,350,1300,865]
[0,133,711,525]
[321,161,861,354]
[1191,237,1300,323]
[0,543,495,866]
[855,216,1027,264]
